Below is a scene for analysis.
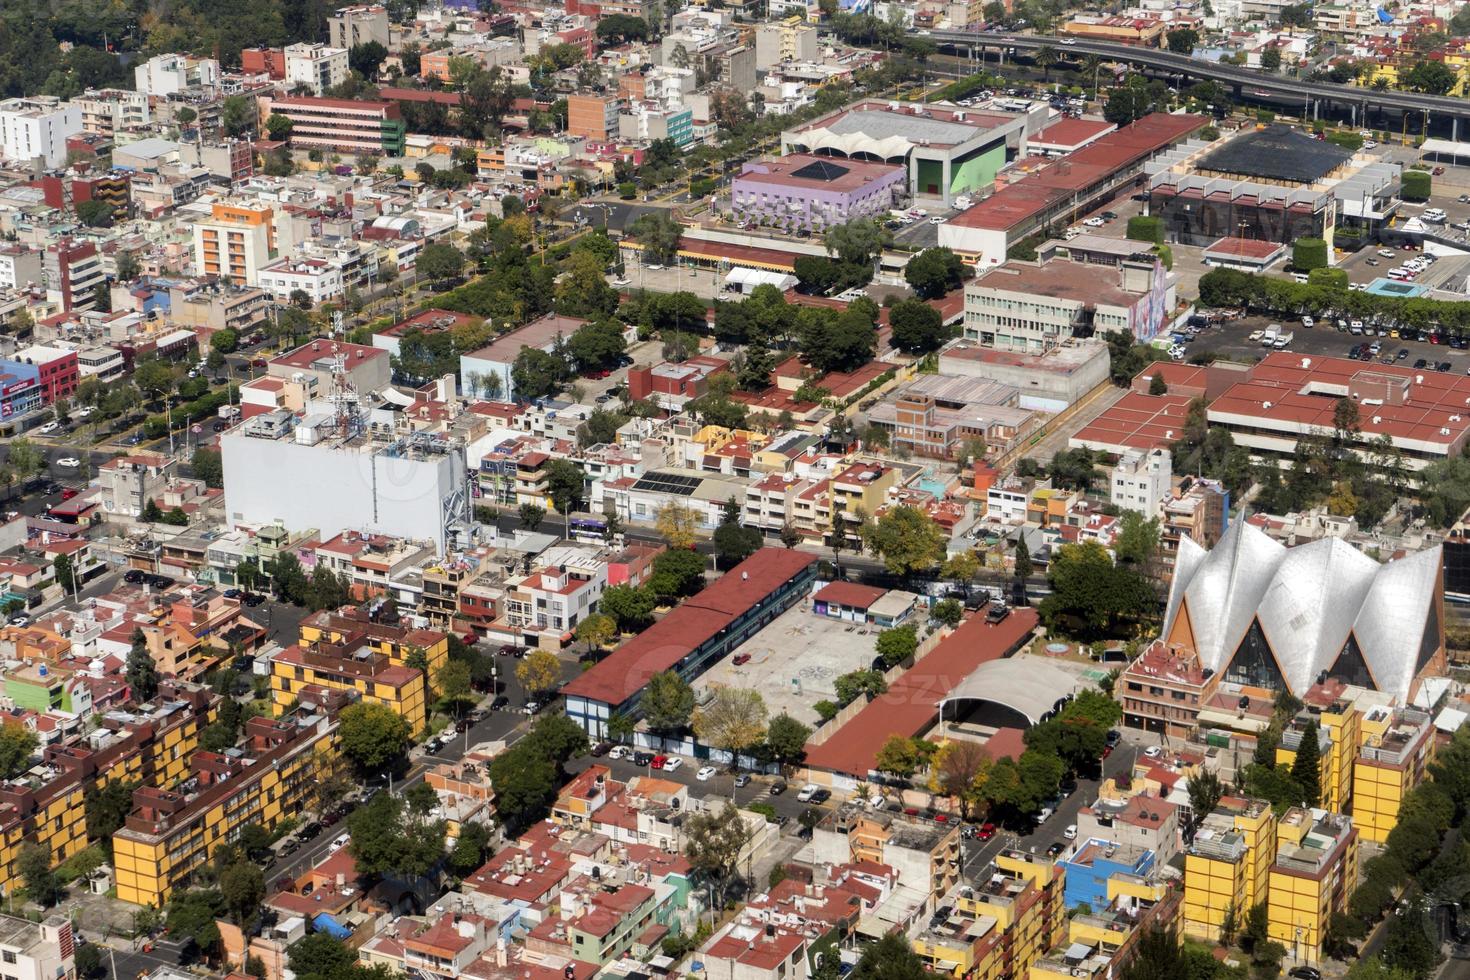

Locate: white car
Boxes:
[75,406,94,419]
[646,264,664,271]
[612,277,631,287]
[1248,330,1265,341]
[1083,216,1106,227]
[1301,316,1313,328]
[797,783,820,802]
[38,421,59,434]
[1060,37,1077,44]
[696,765,718,781]
[329,833,350,851]
[607,745,627,760]
[1378,249,1396,258]
[1364,140,1379,149]
[1034,806,1054,824]
[56,457,81,468]
[1063,824,1078,840]
[1143,746,1163,758]
[661,756,683,772]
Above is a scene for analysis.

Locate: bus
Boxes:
[569,517,608,542]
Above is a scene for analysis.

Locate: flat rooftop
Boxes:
[1195,125,1350,184]
[699,602,890,727]
[735,154,904,192]
[1070,391,1195,454]
[969,260,1144,307]
[464,313,590,365]
[787,99,1015,152]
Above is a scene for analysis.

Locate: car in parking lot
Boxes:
[697,765,718,781]
[632,751,654,766]
[732,653,752,666]
[797,783,820,801]
[1397,348,1410,360]
[1083,216,1105,227]
[1415,358,1429,369]
[124,569,145,584]
[734,773,751,787]
[1439,361,1453,372]
[1378,248,1396,258]
[769,779,786,795]
[1063,824,1078,840]
[662,756,683,772]
[56,457,80,468]
[977,822,997,841]
[38,421,59,434]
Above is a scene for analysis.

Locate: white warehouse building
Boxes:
[221,415,471,551]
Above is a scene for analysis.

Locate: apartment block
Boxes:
[0,245,42,291]
[1031,876,1177,980]
[1183,797,1278,942]
[567,95,621,141]
[1110,449,1171,518]
[75,88,151,137]
[0,98,83,168]
[1353,705,1434,844]
[133,53,221,97]
[284,43,349,95]
[1266,808,1358,965]
[941,850,1067,980]
[1275,709,1358,814]
[270,643,428,735]
[42,239,104,313]
[113,713,333,907]
[192,201,276,284]
[8,345,78,405]
[754,18,819,68]
[0,916,76,980]
[813,809,961,912]
[328,5,390,49]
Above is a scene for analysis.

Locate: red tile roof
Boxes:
[561,548,817,706]
[1069,392,1195,454]
[804,607,1038,778]
[813,582,887,610]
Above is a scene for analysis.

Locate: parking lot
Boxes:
[1180,313,1470,373]
[699,603,905,728]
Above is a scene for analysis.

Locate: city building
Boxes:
[192,201,277,284]
[257,95,406,156]
[922,850,1068,979]
[754,18,819,68]
[499,550,608,650]
[562,548,818,737]
[963,255,1175,351]
[729,155,906,234]
[328,5,390,50]
[1184,797,1278,942]
[782,99,1035,207]
[96,453,177,518]
[133,53,220,96]
[1145,126,1401,250]
[43,239,105,313]
[1352,703,1435,844]
[221,416,470,552]
[938,340,1111,414]
[0,916,76,980]
[1161,521,1444,703]
[1110,449,1171,518]
[0,245,41,292]
[8,345,78,405]
[1266,808,1358,965]
[1058,841,1155,910]
[566,95,622,141]
[1207,351,1470,474]
[270,643,427,733]
[284,43,350,95]
[0,361,43,424]
[0,97,83,168]
[459,313,589,403]
[113,713,334,906]
[813,807,961,909]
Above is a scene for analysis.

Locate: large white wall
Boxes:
[221,433,467,549]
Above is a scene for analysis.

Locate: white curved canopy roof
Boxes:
[787,129,914,160]
[1161,522,1441,702]
[939,658,1084,724]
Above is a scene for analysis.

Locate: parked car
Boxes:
[696,765,718,781]
[797,783,820,801]
[590,741,611,757]
[632,751,654,766]
[661,756,684,772]
[768,779,787,796]
[650,754,669,769]
[1063,824,1078,840]
[56,457,80,468]
[732,653,752,666]
[124,569,145,584]
[734,773,751,787]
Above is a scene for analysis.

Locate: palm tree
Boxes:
[1034,45,1059,81]
[1082,54,1105,96]
[1372,75,1390,91]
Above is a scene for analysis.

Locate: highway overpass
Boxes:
[928,31,1470,136]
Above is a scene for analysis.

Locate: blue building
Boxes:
[0,361,43,423]
[1058,840,1155,910]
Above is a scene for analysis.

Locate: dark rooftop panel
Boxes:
[789,160,851,182]
[1196,125,1350,184]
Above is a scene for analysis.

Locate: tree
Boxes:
[1291,718,1322,806]
[860,505,945,578]
[684,803,751,914]
[417,242,466,287]
[346,790,447,879]
[288,932,359,980]
[630,212,684,265]
[265,113,293,141]
[932,598,963,627]
[649,547,706,601]
[889,299,947,355]
[52,553,76,597]
[656,500,699,548]
[833,669,887,705]
[191,448,223,488]
[76,198,114,228]
[713,496,762,566]
[692,686,768,764]
[126,631,159,702]
[764,713,812,766]
[825,217,891,268]
[850,934,927,980]
[435,659,475,715]
[0,725,35,781]
[515,650,562,698]
[165,890,224,956]
[903,247,966,300]
[488,742,558,832]
[1382,909,1441,979]
[1401,169,1432,202]
[642,670,696,733]
[1039,540,1155,639]
[575,613,617,657]
[1148,373,1167,395]
[601,583,657,632]
[349,40,389,78]
[511,347,566,400]
[18,843,61,907]
[337,701,413,773]
[1114,511,1160,567]
[1293,238,1328,271]
[932,739,993,816]
[518,502,545,531]
[875,625,918,668]
[1188,770,1224,823]
[1165,27,1199,52]
[6,438,43,483]
[557,253,621,319]
[544,458,587,515]
[875,735,922,780]
[1261,46,1282,71]
[219,858,264,928]
[1014,537,1033,581]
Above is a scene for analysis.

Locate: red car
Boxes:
[733,653,752,666]
[977,823,997,841]
[933,813,950,823]
[60,488,78,501]
[1102,744,1114,759]
[651,755,669,769]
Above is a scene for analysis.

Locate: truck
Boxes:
[1272,331,1295,349]
[1259,324,1281,346]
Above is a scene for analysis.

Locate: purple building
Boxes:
[730,154,906,233]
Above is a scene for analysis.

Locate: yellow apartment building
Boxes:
[1032,874,1176,980]
[113,714,334,907]
[1183,796,1277,942]
[1353,706,1434,844]
[0,683,213,898]
[958,851,1068,980]
[270,643,427,735]
[1276,712,1356,813]
[296,610,449,677]
[1267,808,1358,965]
